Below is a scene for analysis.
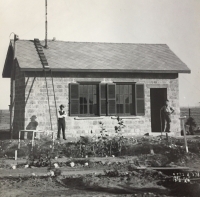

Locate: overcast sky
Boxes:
[0,0,200,109]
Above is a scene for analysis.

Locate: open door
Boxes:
[150,88,167,133]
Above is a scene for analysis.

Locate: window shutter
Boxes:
[69,83,79,115]
[99,83,107,115]
[136,84,145,115]
[107,83,116,115]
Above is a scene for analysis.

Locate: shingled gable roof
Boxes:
[2,39,190,77]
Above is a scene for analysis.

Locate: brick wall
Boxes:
[22,72,180,140]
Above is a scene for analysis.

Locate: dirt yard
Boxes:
[1,135,200,196]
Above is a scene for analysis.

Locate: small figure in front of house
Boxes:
[26,115,38,139]
[161,99,174,139]
[57,104,67,140]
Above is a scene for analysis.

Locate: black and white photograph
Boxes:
[0,0,200,196]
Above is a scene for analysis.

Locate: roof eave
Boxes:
[21,68,191,74]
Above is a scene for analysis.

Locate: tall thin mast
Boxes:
[45,0,48,48]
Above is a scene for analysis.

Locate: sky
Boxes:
[0,0,200,109]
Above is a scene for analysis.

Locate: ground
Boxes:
[1,135,200,197]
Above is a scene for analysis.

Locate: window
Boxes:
[79,84,98,115]
[116,84,134,115]
[69,82,145,116]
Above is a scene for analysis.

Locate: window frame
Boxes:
[69,82,145,117]
[79,83,99,116]
[115,82,136,116]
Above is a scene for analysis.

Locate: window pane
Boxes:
[84,105,87,114]
[129,95,132,104]
[117,104,123,114]
[119,104,123,113]
[124,85,128,94]
[88,85,93,93]
[117,104,119,113]
[120,95,123,104]
[83,96,87,104]
[120,85,124,94]
[116,94,119,103]
[93,96,97,104]
[80,96,84,104]
[129,85,132,94]
[124,95,129,103]
[80,105,84,114]
[83,85,88,93]
[93,104,97,115]
[80,85,83,94]
[125,104,130,113]
[93,85,96,94]
[89,94,93,104]
[89,104,93,114]
[116,85,120,94]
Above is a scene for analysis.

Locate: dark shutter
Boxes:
[69,83,79,115]
[99,83,107,115]
[107,83,116,115]
[136,84,145,115]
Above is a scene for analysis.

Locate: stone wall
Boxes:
[22,72,180,140]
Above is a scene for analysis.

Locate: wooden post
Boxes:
[31,131,35,151]
[18,131,21,149]
[180,116,188,153]
[15,150,17,160]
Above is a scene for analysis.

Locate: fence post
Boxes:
[179,116,188,153]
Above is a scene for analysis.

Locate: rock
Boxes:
[50,170,55,176]
[54,163,59,168]
[24,164,29,168]
[12,165,16,169]
[70,162,75,167]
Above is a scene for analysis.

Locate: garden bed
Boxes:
[1,133,200,196]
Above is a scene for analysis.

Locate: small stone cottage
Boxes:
[2,39,190,139]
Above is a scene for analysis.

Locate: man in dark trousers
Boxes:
[161,99,174,138]
[57,104,67,140]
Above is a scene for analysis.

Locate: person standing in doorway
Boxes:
[161,99,174,137]
[57,104,67,140]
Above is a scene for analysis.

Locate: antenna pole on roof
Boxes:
[45,0,48,48]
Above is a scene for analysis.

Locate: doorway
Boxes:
[150,88,167,133]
